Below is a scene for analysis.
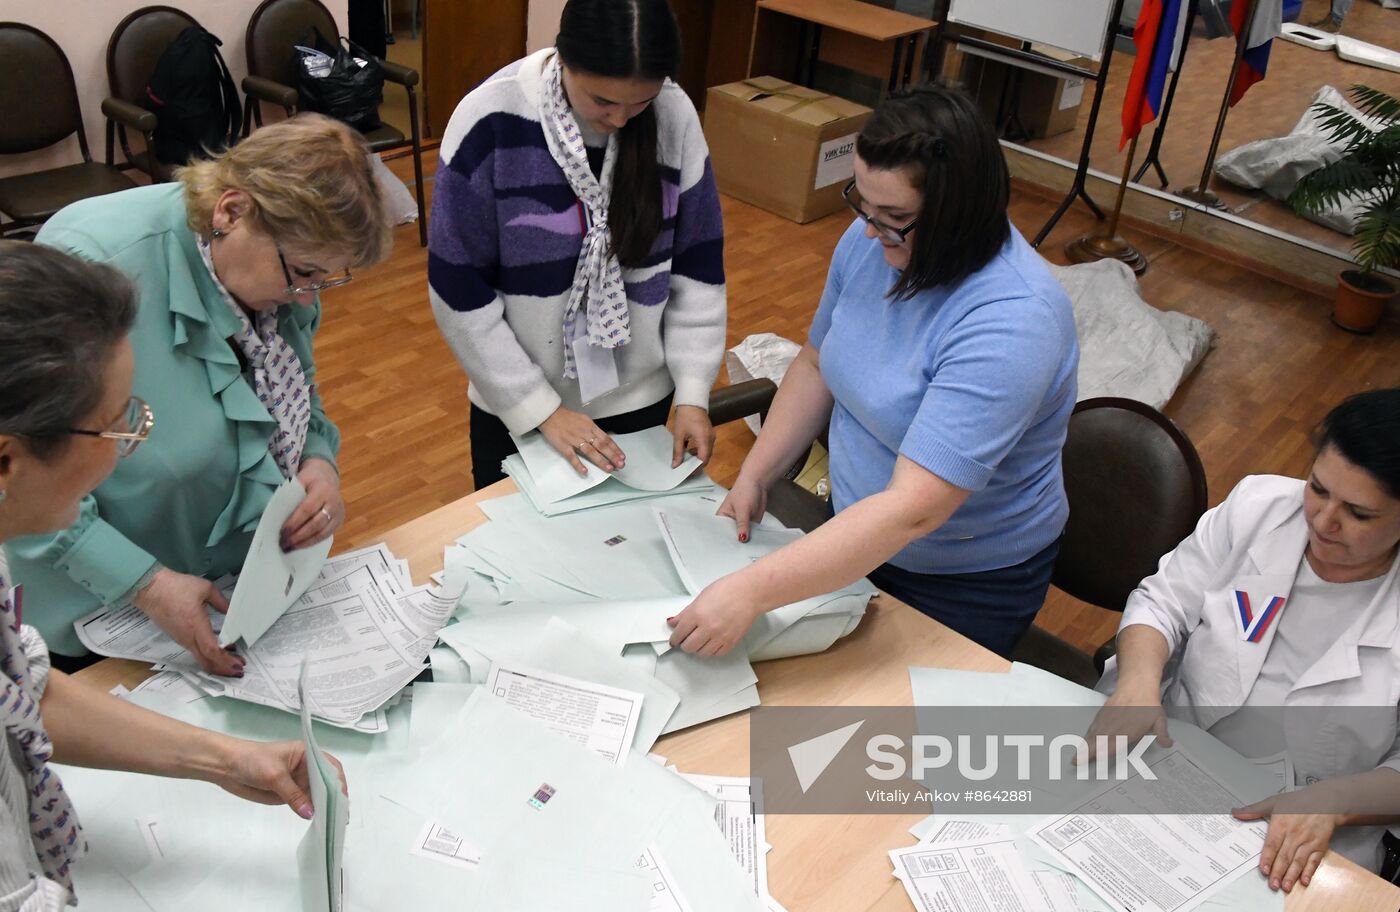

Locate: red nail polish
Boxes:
[666,616,676,624]
[740,533,748,543]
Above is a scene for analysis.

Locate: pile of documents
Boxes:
[76,540,454,731]
[432,487,874,738]
[504,426,718,516]
[888,664,1287,912]
[60,676,780,910]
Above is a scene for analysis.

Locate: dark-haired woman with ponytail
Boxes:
[429,0,726,489]
[667,85,1079,659]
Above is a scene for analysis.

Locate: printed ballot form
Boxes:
[484,661,645,765]
[890,836,1077,912]
[637,845,695,912]
[1029,747,1268,912]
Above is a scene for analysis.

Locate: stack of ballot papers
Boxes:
[504,425,717,516]
[74,542,455,730]
[431,488,875,736]
[888,664,1287,912]
[59,679,778,910]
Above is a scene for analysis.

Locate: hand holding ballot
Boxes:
[538,405,627,475]
[215,733,345,822]
[282,458,346,552]
[131,568,241,676]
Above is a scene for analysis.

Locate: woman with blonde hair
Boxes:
[5,113,393,675]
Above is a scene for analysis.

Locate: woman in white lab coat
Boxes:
[1093,387,1400,893]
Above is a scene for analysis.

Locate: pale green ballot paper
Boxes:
[220,479,333,648]
[298,663,347,912]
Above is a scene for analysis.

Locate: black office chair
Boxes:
[0,23,137,237]
[1013,397,1209,687]
[241,0,426,246]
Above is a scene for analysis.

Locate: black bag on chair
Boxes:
[294,28,384,132]
[143,25,242,165]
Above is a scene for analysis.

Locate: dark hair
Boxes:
[0,241,138,459]
[856,84,1010,299]
[556,0,680,267]
[1315,387,1400,500]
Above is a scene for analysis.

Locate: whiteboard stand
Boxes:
[928,0,1132,248]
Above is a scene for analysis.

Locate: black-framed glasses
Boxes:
[60,396,154,458]
[842,180,919,243]
[278,248,353,297]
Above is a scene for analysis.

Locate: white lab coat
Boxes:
[1099,474,1400,870]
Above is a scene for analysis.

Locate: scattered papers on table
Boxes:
[75,542,449,728]
[484,658,645,766]
[220,478,333,648]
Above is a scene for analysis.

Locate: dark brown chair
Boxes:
[0,23,137,237]
[707,378,834,534]
[1013,397,1209,687]
[103,6,200,182]
[241,0,426,246]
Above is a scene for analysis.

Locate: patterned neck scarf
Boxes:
[0,575,85,897]
[539,53,632,378]
[199,239,311,479]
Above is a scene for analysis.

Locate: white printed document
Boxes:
[890,835,1075,912]
[681,774,769,903]
[637,845,694,912]
[484,660,645,765]
[1028,747,1268,912]
[654,508,803,594]
[221,479,333,648]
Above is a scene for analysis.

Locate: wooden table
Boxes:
[748,0,936,93]
[78,482,1400,911]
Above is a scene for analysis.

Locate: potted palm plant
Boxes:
[1288,84,1400,334]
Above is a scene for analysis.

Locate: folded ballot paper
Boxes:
[298,663,347,912]
[505,425,716,516]
[59,679,767,911]
[219,478,333,648]
[435,489,873,735]
[74,542,452,729]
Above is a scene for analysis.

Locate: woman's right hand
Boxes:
[1080,682,1172,765]
[717,474,769,542]
[132,569,244,677]
[537,406,626,476]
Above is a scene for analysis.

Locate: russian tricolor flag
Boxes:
[1229,0,1283,106]
[1120,0,1190,149]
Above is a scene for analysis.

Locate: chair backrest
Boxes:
[0,23,85,156]
[246,0,338,89]
[1052,397,1208,612]
[107,6,201,107]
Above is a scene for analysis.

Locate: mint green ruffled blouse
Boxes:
[5,184,340,655]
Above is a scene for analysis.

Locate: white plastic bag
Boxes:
[724,333,801,435]
[370,152,419,225]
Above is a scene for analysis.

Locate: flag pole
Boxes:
[1065,132,1148,274]
[1179,0,1262,209]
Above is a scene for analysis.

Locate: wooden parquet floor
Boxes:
[322,149,1400,657]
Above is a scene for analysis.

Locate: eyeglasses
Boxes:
[842,180,919,244]
[278,248,353,297]
[61,396,154,458]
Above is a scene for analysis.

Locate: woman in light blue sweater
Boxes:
[668,85,1080,659]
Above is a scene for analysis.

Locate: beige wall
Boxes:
[526,0,566,54]
[0,0,349,179]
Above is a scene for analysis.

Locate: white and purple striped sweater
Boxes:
[428,48,727,435]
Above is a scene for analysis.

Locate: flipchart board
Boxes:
[946,0,1117,60]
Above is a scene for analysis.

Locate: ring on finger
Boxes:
[319,506,332,524]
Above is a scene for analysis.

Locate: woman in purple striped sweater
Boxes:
[429,0,728,490]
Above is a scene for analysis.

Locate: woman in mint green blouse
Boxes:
[5,114,393,674]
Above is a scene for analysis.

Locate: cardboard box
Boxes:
[704,77,872,224]
[959,44,1089,139]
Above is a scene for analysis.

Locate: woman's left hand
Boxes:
[282,458,345,551]
[215,737,347,820]
[667,576,762,656]
[670,405,716,468]
[1233,794,1341,892]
